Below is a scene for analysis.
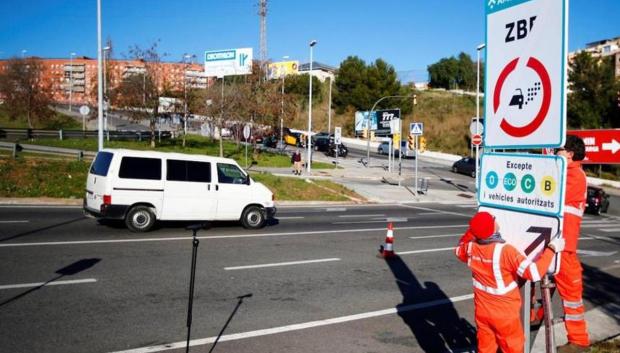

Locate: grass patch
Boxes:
[0,107,81,130]
[22,135,335,170]
[250,173,359,201]
[587,338,620,353]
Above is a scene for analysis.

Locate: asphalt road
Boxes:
[1,204,619,353]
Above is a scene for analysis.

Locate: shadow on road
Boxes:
[0,216,87,243]
[385,255,476,352]
[208,293,253,353]
[0,258,101,307]
[582,263,620,325]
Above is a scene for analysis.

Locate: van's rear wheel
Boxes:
[125,205,155,232]
[241,206,266,229]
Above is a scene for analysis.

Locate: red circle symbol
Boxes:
[472,134,482,146]
[493,57,552,138]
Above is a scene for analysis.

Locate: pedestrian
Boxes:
[547,135,590,352]
[291,149,302,175]
[455,211,564,353]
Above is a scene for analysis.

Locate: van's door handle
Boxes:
[207,184,210,191]
[215,185,219,191]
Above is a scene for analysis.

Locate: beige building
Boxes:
[569,36,620,77]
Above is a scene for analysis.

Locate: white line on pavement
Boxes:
[409,233,461,240]
[224,258,340,271]
[397,247,455,255]
[399,204,472,217]
[334,219,409,224]
[0,220,29,223]
[0,224,469,248]
[110,293,475,353]
[276,216,305,220]
[0,205,81,209]
[599,228,620,233]
[326,207,347,212]
[338,214,385,218]
[0,278,97,290]
[417,212,443,215]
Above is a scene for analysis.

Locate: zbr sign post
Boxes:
[484,0,567,148]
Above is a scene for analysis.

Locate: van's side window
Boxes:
[217,163,246,184]
[90,151,114,176]
[167,160,211,183]
[119,157,161,180]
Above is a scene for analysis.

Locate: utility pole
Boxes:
[258,0,268,81]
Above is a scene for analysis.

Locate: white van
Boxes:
[84,149,276,232]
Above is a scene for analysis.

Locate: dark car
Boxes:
[452,157,477,178]
[586,186,610,215]
[313,136,332,152]
[262,135,278,148]
[326,143,348,158]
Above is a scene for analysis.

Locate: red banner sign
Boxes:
[568,129,620,164]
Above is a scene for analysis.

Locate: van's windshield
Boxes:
[90,152,114,176]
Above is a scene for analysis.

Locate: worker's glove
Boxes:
[548,237,565,253]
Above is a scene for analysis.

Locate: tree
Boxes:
[0,58,52,128]
[567,52,620,128]
[427,52,481,91]
[109,41,168,148]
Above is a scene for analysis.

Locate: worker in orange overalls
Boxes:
[553,135,590,352]
[455,211,564,353]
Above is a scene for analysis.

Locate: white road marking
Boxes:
[409,233,461,240]
[417,212,443,215]
[326,207,347,212]
[338,214,385,218]
[576,250,618,257]
[225,258,340,271]
[399,204,471,217]
[0,278,97,290]
[0,220,29,223]
[0,224,469,248]
[334,219,409,224]
[110,293,475,353]
[598,228,620,233]
[397,247,455,255]
[455,205,477,208]
[276,216,305,220]
[0,205,81,209]
[581,224,616,228]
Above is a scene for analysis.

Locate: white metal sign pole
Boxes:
[398,118,402,187]
[414,135,418,195]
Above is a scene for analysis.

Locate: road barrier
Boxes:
[0,128,172,142]
[0,141,96,160]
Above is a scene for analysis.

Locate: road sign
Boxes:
[472,134,483,146]
[470,117,484,135]
[204,48,253,77]
[243,124,251,140]
[479,153,566,217]
[484,0,567,148]
[375,109,400,136]
[389,118,401,134]
[479,206,561,273]
[79,105,90,116]
[410,122,423,136]
[568,129,620,164]
[334,127,342,145]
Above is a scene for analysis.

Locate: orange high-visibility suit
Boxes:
[557,160,590,346]
[456,232,556,353]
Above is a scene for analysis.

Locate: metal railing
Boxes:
[0,128,172,142]
[0,141,97,160]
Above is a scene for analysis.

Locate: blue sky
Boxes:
[1,0,618,82]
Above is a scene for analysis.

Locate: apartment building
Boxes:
[569,36,620,78]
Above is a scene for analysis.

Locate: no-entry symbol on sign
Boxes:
[472,134,482,146]
[484,0,567,149]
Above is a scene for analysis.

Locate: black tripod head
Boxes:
[186,223,210,237]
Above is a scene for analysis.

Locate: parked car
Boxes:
[262,135,278,148]
[585,185,610,215]
[377,141,390,155]
[326,143,348,158]
[452,157,477,178]
[313,136,332,152]
[377,141,416,158]
[84,149,276,232]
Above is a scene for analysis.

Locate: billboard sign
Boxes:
[484,0,567,148]
[204,48,253,77]
[268,61,299,80]
[479,153,566,217]
[354,111,374,133]
[375,109,400,136]
[568,129,620,164]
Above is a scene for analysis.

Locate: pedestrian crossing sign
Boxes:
[410,122,424,135]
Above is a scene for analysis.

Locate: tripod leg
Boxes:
[541,275,556,353]
[186,236,200,353]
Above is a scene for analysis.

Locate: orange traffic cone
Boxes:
[379,223,395,258]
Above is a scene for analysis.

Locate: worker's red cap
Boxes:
[469,211,495,239]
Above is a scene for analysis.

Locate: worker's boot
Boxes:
[557,343,588,353]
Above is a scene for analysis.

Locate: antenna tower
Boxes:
[259,0,268,78]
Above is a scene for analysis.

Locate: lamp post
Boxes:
[280,55,289,149]
[307,40,317,173]
[327,76,333,137]
[21,50,27,58]
[475,43,485,191]
[96,0,104,151]
[69,52,76,115]
[183,54,192,147]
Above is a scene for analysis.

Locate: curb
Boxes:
[0,197,82,206]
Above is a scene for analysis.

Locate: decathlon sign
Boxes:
[204,48,253,77]
[479,153,566,217]
[484,0,567,148]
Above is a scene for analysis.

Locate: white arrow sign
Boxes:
[602,139,620,154]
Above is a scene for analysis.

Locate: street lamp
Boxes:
[96,0,104,151]
[69,52,76,115]
[182,53,193,147]
[307,40,317,173]
[475,43,486,191]
[280,55,289,149]
[21,49,27,58]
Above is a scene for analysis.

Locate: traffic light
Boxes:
[362,128,368,139]
[408,134,415,150]
[419,136,427,153]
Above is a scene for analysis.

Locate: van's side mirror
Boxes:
[245,176,251,185]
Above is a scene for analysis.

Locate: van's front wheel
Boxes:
[241,205,266,229]
[125,205,155,232]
